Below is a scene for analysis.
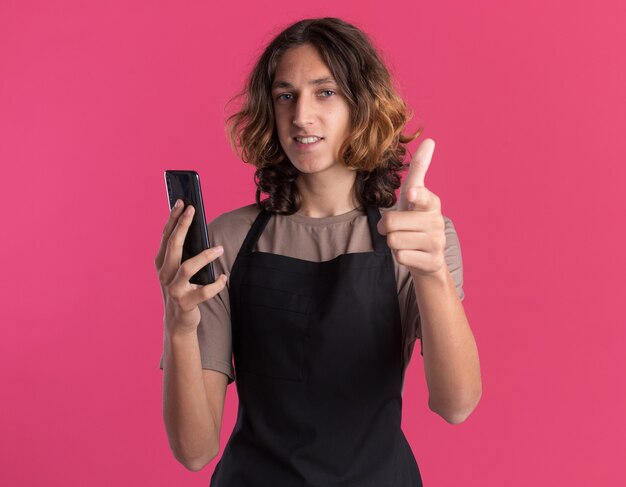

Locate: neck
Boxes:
[295,167,359,218]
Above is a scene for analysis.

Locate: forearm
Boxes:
[412,266,482,424]
[162,329,218,470]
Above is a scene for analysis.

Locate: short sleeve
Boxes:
[158,285,236,385]
[403,215,465,356]
[197,290,236,384]
[443,216,465,302]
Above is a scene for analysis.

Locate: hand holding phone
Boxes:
[163,170,215,285]
[154,173,228,335]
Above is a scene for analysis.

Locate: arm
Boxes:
[376,139,481,423]
[412,266,481,423]
[156,201,231,471]
[162,330,228,470]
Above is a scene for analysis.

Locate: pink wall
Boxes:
[1,0,624,485]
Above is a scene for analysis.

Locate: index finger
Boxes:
[398,139,435,211]
[159,203,197,282]
[154,199,184,270]
[406,138,435,188]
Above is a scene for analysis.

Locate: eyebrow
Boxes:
[271,77,337,90]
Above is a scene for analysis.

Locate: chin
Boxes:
[296,165,335,176]
[289,159,332,175]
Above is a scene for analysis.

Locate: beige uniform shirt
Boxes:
[160,203,465,393]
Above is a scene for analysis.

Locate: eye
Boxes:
[276,93,293,102]
[320,90,336,97]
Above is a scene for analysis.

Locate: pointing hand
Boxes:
[376,138,447,277]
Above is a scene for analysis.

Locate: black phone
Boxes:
[164,170,215,285]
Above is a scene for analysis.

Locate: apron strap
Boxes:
[365,206,387,254]
[240,207,272,255]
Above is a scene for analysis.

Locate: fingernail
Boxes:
[214,245,224,254]
[174,199,182,209]
[185,205,193,215]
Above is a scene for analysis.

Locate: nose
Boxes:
[292,96,314,127]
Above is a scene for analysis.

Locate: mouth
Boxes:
[293,136,323,148]
[293,135,323,143]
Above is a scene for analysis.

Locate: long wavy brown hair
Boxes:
[226,17,422,214]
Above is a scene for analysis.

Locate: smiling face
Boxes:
[271,43,352,177]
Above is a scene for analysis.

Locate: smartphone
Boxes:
[164,170,215,285]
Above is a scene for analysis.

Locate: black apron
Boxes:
[210,206,423,486]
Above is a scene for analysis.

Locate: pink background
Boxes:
[1,0,624,485]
